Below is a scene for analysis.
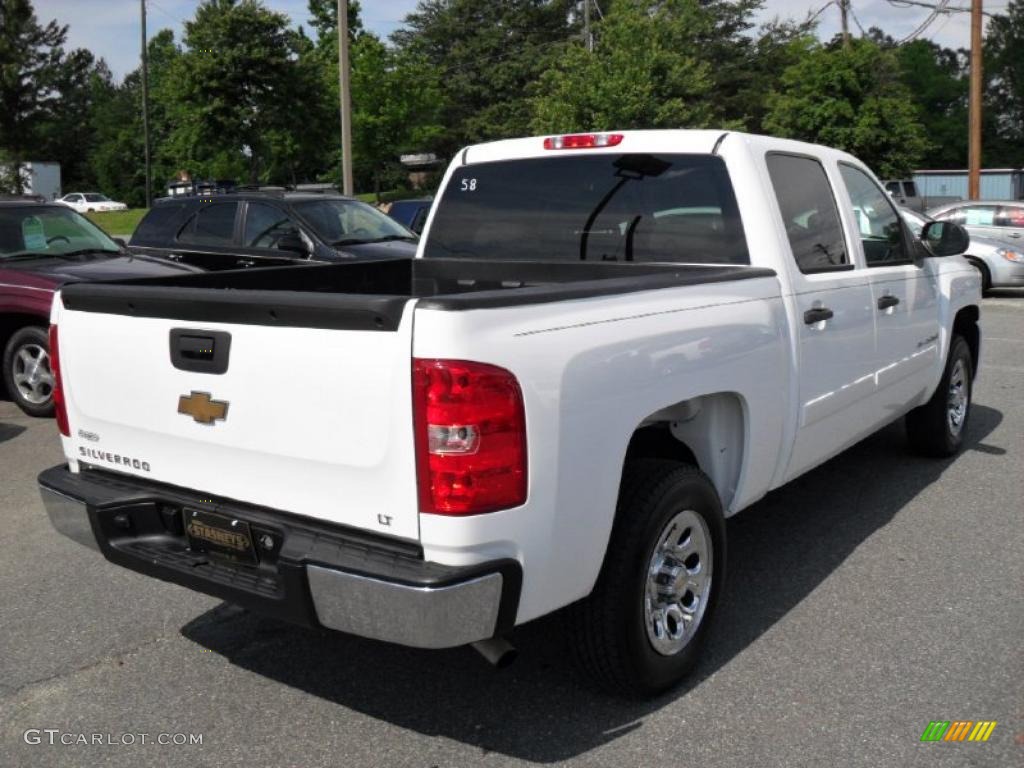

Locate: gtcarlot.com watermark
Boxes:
[24,729,203,747]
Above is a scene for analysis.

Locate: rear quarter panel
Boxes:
[414,275,788,624]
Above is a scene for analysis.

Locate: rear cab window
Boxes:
[765,153,849,273]
[423,154,750,265]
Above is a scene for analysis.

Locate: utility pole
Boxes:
[968,0,983,199]
[584,0,592,52]
[839,0,851,48]
[337,0,354,196]
[140,0,152,208]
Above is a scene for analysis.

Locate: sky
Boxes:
[36,0,994,81]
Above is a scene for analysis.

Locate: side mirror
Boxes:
[921,221,969,257]
[113,237,128,249]
[277,232,308,255]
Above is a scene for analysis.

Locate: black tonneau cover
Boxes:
[59,258,776,332]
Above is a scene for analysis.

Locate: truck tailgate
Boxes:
[54,304,420,541]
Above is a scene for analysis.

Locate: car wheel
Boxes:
[967,258,992,296]
[906,335,972,457]
[566,459,726,696]
[2,326,56,417]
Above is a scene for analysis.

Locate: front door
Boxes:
[838,164,941,418]
[765,153,878,481]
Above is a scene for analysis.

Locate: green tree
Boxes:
[306,0,363,40]
[163,0,320,184]
[394,0,573,152]
[764,38,931,177]
[984,0,1024,166]
[0,0,70,191]
[896,40,967,168]
[90,30,183,206]
[529,0,714,133]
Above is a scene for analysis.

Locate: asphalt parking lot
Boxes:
[1,293,1021,768]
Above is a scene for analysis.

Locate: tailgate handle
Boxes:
[170,329,231,374]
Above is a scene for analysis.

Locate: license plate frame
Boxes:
[183,508,258,565]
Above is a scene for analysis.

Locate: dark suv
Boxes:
[129,191,418,270]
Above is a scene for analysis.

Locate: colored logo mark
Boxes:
[920,720,997,742]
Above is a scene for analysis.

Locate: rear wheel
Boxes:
[2,326,55,417]
[566,459,726,696]
[906,335,972,457]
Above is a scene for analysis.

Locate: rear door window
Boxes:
[177,203,239,246]
[766,154,849,273]
[423,154,750,264]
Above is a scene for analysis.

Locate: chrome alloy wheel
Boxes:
[12,343,54,405]
[644,509,713,657]
[946,358,969,437]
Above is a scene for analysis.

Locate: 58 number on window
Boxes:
[460,178,477,192]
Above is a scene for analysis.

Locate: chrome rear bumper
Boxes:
[38,464,520,649]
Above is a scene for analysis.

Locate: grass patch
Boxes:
[86,208,148,235]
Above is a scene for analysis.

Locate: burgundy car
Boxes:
[1,200,199,417]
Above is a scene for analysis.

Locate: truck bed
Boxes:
[60,257,776,330]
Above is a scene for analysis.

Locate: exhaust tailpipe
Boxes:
[471,637,518,668]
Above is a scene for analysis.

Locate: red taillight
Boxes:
[48,324,69,436]
[543,132,624,150]
[413,359,527,515]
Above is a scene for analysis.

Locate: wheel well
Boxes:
[964,256,990,287]
[0,314,49,356]
[953,305,980,376]
[625,393,745,511]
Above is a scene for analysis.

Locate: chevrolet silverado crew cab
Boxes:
[38,131,980,696]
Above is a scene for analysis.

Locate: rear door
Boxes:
[766,153,877,480]
[837,163,940,414]
[54,296,421,541]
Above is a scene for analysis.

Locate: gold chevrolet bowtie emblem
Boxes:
[177,391,229,425]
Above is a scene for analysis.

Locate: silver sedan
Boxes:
[902,207,1024,294]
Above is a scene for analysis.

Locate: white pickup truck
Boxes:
[39,131,981,695]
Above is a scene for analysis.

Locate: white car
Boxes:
[902,207,1024,293]
[39,130,981,696]
[57,192,128,213]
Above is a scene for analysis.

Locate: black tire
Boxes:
[906,335,972,457]
[2,326,55,418]
[566,459,726,697]
[967,258,992,296]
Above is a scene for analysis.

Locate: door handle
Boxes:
[877,295,900,310]
[236,258,256,268]
[803,307,834,325]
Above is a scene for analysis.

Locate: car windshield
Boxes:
[0,206,121,259]
[83,193,110,202]
[422,153,750,264]
[292,199,415,245]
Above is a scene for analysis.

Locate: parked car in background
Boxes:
[57,193,128,213]
[883,178,959,212]
[902,206,1024,293]
[0,199,199,416]
[385,198,433,234]
[927,200,1024,251]
[129,191,418,271]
